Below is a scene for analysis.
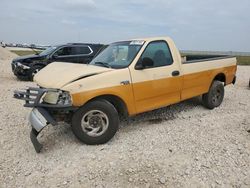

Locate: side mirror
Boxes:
[135,57,154,70]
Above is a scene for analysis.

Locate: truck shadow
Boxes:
[121,96,203,127]
[40,96,204,152]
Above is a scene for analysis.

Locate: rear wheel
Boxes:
[72,100,119,145]
[202,80,224,109]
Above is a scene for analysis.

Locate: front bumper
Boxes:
[14,87,74,153]
[11,62,30,76]
[29,107,57,153]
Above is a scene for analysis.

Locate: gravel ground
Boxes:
[0,47,249,188]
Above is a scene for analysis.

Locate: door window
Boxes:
[138,41,173,68]
[71,46,92,55]
[54,47,72,56]
[78,46,91,55]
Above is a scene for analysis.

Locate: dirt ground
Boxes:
[0,47,249,188]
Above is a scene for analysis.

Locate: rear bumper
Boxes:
[29,108,57,153]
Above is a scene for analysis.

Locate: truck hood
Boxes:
[34,62,113,89]
[13,54,44,62]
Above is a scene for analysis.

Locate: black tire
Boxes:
[16,74,29,81]
[71,100,119,145]
[202,80,224,109]
[28,65,44,81]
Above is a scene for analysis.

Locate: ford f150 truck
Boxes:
[14,37,237,152]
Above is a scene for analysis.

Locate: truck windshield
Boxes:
[90,41,144,69]
[39,46,57,56]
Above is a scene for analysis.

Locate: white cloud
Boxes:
[61,19,77,25]
[64,0,96,9]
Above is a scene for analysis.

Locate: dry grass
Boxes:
[11,50,42,56]
[236,56,250,65]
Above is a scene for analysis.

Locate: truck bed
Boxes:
[183,55,235,64]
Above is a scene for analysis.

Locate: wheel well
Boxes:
[214,73,226,84]
[88,95,128,118]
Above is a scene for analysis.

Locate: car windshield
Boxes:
[39,46,57,56]
[90,41,144,69]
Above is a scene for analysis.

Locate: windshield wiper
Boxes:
[94,62,111,68]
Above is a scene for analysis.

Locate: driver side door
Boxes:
[50,47,76,63]
[130,41,182,114]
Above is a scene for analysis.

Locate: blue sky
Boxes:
[0,0,249,51]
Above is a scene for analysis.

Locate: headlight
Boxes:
[17,62,30,70]
[42,90,72,106]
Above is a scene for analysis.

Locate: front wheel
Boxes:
[72,100,119,145]
[202,80,225,109]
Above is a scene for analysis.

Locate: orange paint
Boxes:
[71,84,137,115]
[181,65,236,100]
[72,65,236,116]
[132,76,182,114]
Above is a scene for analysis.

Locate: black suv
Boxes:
[11,43,104,81]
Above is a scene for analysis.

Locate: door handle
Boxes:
[172,70,180,76]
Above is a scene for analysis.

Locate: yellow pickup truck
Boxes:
[14,37,237,152]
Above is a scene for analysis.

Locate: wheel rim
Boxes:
[81,110,109,137]
[212,88,222,104]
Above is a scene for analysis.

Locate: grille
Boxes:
[14,87,47,107]
[13,87,72,108]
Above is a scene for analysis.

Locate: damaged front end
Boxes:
[14,87,75,153]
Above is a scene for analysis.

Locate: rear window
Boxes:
[72,46,91,55]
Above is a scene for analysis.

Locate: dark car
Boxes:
[11,43,104,81]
